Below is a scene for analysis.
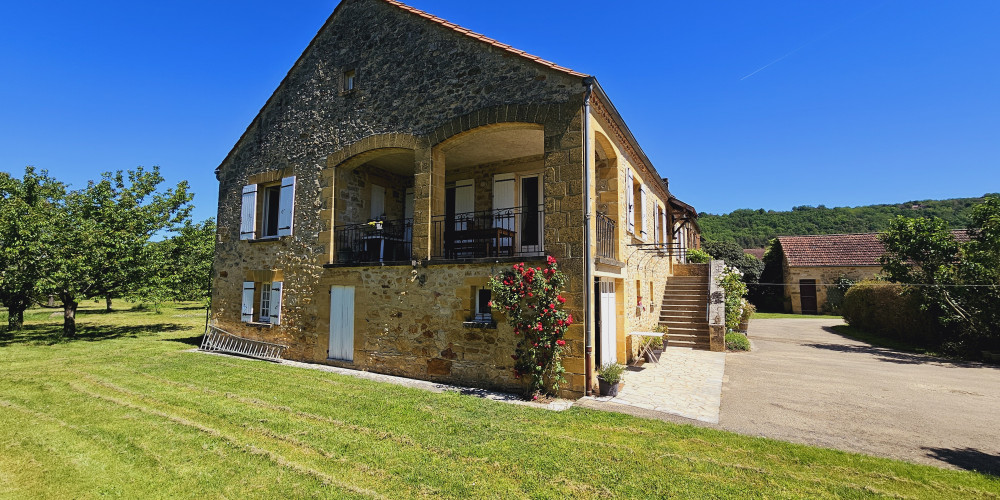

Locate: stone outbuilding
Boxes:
[211,0,706,398]
[774,234,884,314]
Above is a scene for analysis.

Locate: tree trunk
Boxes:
[7,306,25,331]
[105,295,113,312]
[62,296,78,337]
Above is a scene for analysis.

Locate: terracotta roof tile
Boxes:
[778,233,886,267]
[777,230,971,267]
[382,0,588,78]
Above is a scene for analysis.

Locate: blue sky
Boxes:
[2,0,997,222]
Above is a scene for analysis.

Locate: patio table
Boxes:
[630,331,665,365]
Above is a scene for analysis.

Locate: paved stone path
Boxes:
[584,346,727,423]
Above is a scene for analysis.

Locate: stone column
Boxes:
[708,259,726,352]
[412,143,445,261]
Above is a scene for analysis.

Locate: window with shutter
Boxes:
[277,177,295,237]
[269,281,283,325]
[240,185,257,240]
[625,170,634,234]
[241,281,255,322]
[639,186,648,239]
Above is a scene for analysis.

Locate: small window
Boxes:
[474,288,492,323]
[344,69,356,91]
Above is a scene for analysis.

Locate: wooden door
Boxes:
[799,279,818,314]
[329,286,355,361]
[598,280,617,367]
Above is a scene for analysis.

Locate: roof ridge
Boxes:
[381,0,588,78]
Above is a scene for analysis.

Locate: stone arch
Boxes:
[426,103,562,148]
[325,133,420,170]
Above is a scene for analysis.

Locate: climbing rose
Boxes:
[556,339,566,346]
[547,255,557,266]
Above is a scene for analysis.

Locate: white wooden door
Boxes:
[329,286,355,361]
[600,281,617,366]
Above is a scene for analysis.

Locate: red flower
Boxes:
[556,339,566,346]
[549,303,555,309]
[566,314,573,325]
[557,295,566,304]
[547,255,557,266]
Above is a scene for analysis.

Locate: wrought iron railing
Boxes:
[596,212,616,260]
[431,205,544,259]
[334,218,413,265]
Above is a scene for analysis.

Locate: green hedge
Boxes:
[725,331,751,351]
[841,281,935,343]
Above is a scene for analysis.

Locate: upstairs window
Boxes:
[241,176,296,240]
[343,69,356,93]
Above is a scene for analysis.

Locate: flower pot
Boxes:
[644,349,660,363]
[598,378,620,397]
[738,320,750,332]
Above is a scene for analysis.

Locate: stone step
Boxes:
[660,311,706,320]
[660,306,707,315]
[663,325,710,335]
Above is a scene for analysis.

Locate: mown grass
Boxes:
[752,312,843,320]
[1,302,997,498]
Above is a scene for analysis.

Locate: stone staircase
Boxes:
[659,265,711,350]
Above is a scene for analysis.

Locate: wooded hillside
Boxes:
[699,194,996,248]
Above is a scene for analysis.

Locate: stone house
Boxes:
[211,0,705,398]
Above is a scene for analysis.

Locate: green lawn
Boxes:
[1,303,997,499]
[752,312,843,320]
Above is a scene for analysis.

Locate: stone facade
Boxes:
[783,264,881,314]
[211,0,700,398]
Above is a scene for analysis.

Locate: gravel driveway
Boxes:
[720,318,1000,474]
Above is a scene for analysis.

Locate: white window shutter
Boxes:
[625,170,634,234]
[277,176,295,237]
[240,185,257,240]
[370,185,385,219]
[269,281,283,325]
[639,186,648,239]
[241,282,255,322]
[661,209,668,247]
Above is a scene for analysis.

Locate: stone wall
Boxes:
[784,265,881,314]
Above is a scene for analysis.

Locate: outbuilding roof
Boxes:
[777,230,971,267]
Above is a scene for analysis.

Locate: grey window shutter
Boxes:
[241,282,255,322]
[639,185,648,238]
[240,184,257,240]
[269,281,283,325]
[277,176,296,237]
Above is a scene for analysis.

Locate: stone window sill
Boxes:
[248,236,281,244]
[245,322,273,329]
[462,321,497,330]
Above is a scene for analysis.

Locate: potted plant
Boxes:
[738,299,756,333]
[597,362,625,397]
[642,335,664,363]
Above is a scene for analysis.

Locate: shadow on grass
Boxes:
[923,446,1000,477]
[164,334,205,348]
[0,323,186,347]
[809,325,994,368]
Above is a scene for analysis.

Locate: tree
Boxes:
[150,218,216,306]
[879,196,1000,353]
[0,168,65,330]
[45,167,192,335]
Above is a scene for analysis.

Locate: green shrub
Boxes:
[726,331,751,351]
[686,249,711,263]
[841,280,935,343]
[823,275,855,314]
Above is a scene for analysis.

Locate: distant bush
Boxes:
[686,249,711,263]
[841,281,934,343]
[726,331,750,351]
[823,275,855,314]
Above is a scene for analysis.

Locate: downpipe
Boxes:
[582,77,595,396]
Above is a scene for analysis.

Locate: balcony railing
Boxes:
[431,205,544,260]
[334,218,413,265]
[596,212,616,260]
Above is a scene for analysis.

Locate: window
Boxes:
[240,176,295,240]
[242,281,282,325]
[343,69,356,92]
[475,288,492,323]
